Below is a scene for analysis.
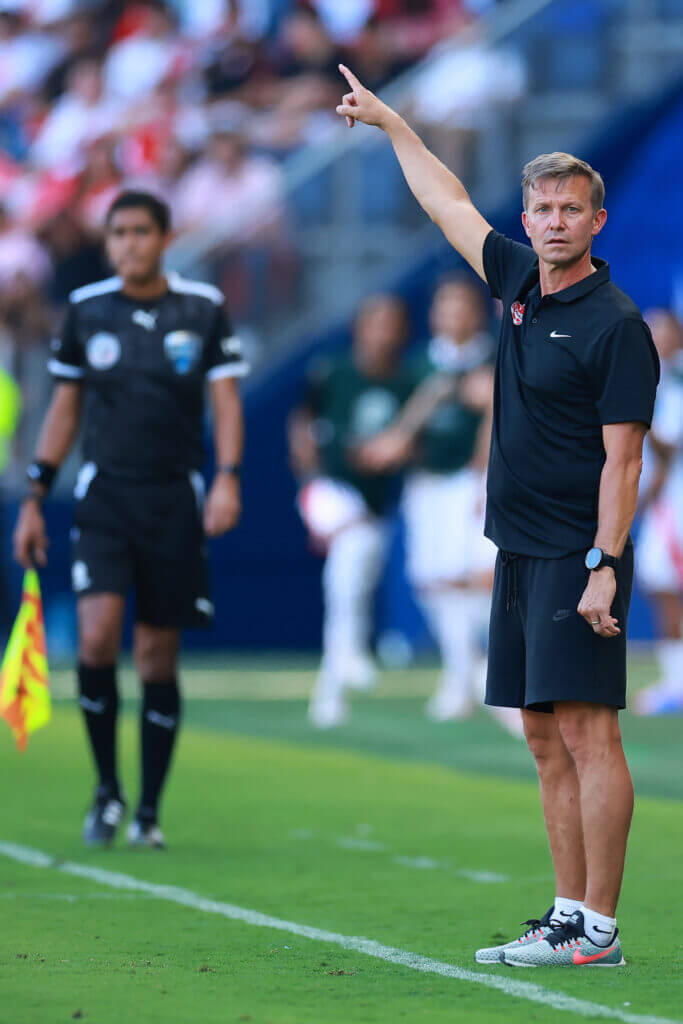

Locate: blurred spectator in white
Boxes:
[410,40,527,129]
[170,0,271,41]
[174,128,283,239]
[0,204,52,291]
[310,0,375,43]
[0,8,64,104]
[636,310,683,715]
[30,56,123,171]
[104,1,189,102]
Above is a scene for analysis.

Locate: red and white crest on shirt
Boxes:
[510,302,526,326]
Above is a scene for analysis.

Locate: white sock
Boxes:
[420,591,474,699]
[581,905,617,947]
[551,896,583,927]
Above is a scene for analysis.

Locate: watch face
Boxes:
[585,547,602,570]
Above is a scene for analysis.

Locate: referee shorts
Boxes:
[485,542,634,713]
[70,466,213,629]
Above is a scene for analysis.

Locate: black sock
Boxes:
[138,680,181,825]
[78,663,121,800]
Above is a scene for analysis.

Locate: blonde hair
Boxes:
[521,152,605,212]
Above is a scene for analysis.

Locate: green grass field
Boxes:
[1,655,681,1024]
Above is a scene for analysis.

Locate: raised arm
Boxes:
[13,381,83,567]
[336,65,492,280]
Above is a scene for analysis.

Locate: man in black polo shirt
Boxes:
[336,69,659,967]
[13,191,247,849]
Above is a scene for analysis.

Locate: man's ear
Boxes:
[591,208,607,238]
[521,210,531,239]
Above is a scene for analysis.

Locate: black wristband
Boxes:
[26,460,58,491]
[217,464,241,478]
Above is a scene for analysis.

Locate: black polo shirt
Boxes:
[48,272,249,480]
[482,229,659,558]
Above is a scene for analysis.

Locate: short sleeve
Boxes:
[204,302,249,381]
[48,303,84,381]
[586,318,660,426]
[482,229,538,301]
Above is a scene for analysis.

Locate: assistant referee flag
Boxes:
[0,570,50,751]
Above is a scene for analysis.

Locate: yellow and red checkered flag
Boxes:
[0,569,50,751]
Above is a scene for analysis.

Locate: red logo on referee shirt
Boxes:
[510,302,525,326]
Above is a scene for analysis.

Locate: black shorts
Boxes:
[486,542,634,713]
[71,467,213,629]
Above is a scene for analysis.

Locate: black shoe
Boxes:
[82,786,126,847]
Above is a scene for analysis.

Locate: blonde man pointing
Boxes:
[335,66,659,967]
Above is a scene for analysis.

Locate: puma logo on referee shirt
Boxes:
[132,309,159,331]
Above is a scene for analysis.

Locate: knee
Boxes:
[134,631,178,682]
[523,717,563,769]
[79,623,118,666]
[556,705,620,766]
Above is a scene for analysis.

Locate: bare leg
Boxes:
[522,708,586,901]
[555,702,633,916]
[78,593,125,666]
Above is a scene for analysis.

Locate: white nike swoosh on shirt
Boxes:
[550,331,572,338]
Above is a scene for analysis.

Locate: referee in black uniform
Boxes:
[336,69,660,966]
[14,192,248,849]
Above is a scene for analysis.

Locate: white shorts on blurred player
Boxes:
[403,468,520,733]
[297,477,388,728]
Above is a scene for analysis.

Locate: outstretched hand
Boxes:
[336,64,391,130]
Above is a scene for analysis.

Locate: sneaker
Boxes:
[426,684,473,722]
[634,681,683,715]
[83,788,126,847]
[503,910,625,967]
[475,906,556,963]
[127,819,166,849]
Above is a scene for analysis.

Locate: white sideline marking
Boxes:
[335,837,386,852]
[294,831,510,883]
[0,841,679,1024]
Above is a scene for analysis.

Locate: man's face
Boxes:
[105,208,167,283]
[354,298,406,369]
[430,283,484,342]
[522,175,606,267]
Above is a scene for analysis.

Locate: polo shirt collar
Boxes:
[527,258,610,304]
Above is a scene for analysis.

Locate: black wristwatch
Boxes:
[585,547,619,572]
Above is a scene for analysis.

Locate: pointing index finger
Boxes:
[339,63,362,93]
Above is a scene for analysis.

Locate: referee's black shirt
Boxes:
[482,230,659,558]
[48,273,249,480]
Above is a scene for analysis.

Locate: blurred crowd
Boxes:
[0,0,502,476]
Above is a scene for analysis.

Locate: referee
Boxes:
[336,69,660,966]
[13,191,248,849]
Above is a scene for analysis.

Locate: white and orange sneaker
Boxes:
[475,906,556,964]
[503,910,625,967]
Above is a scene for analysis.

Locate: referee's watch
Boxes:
[217,464,241,478]
[585,547,619,572]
